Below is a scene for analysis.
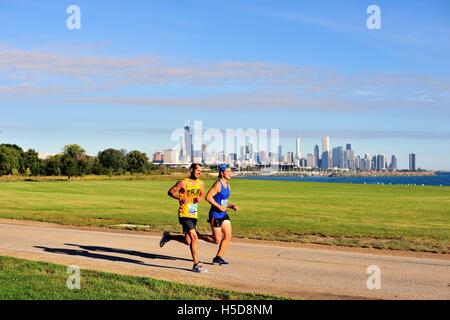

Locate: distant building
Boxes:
[299,158,307,168]
[390,155,397,171]
[409,153,416,171]
[152,151,163,164]
[278,145,283,163]
[332,147,344,169]
[183,121,193,162]
[362,154,371,171]
[371,155,377,170]
[321,151,330,169]
[163,149,179,164]
[295,138,302,161]
[314,145,320,167]
[259,150,268,164]
[322,136,330,153]
[377,154,386,171]
[201,144,208,164]
[306,154,316,168]
[285,152,294,165]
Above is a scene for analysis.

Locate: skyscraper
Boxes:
[286,152,294,165]
[332,147,344,169]
[278,145,283,163]
[314,145,320,168]
[377,154,386,171]
[184,121,193,162]
[322,136,330,153]
[295,138,302,160]
[371,155,377,170]
[306,154,316,168]
[321,151,330,170]
[249,141,254,162]
[346,143,351,151]
[390,155,397,171]
[409,153,416,171]
[201,144,208,164]
[239,145,245,161]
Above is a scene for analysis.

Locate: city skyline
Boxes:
[0,121,431,171]
[155,123,418,171]
[1,1,449,170]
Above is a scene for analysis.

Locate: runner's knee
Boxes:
[190,232,198,242]
[224,231,232,240]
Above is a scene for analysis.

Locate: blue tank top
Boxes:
[209,179,230,219]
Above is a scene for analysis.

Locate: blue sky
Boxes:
[0,0,449,169]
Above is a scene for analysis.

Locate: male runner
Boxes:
[160,163,215,273]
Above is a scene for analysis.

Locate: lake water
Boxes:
[237,172,450,186]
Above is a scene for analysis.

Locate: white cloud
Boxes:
[1,46,449,115]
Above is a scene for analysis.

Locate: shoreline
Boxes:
[233,170,438,178]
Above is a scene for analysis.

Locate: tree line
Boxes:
[0,144,159,178]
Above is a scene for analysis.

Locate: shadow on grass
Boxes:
[34,245,197,272]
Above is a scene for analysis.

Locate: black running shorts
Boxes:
[178,217,197,233]
[209,214,231,228]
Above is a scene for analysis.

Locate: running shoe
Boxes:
[192,263,208,273]
[159,231,170,247]
[212,256,229,266]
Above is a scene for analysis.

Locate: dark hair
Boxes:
[218,166,230,179]
[190,163,202,171]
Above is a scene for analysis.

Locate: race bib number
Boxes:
[188,203,198,215]
[220,199,228,208]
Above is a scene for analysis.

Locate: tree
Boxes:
[0,145,22,175]
[91,158,107,175]
[61,154,78,179]
[23,149,43,176]
[77,155,96,176]
[126,151,149,173]
[98,149,126,173]
[63,144,86,160]
[44,155,62,176]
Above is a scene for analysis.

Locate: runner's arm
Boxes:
[224,185,238,211]
[197,181,205,203]
[167,180,187,202]
[206,181,227,212]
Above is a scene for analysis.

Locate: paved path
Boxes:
[0,221,449,299]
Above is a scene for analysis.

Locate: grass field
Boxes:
[0,255,281,300]
[0,178,449,253]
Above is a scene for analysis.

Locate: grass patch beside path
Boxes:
[0,255,283,300]
[0,178,449,253]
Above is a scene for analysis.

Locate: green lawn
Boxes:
[0,255,281,300]
[0,178,449,253]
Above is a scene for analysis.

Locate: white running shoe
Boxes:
[192,263,208,273]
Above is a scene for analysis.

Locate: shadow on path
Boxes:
[34,245,192,272]
[64,243,194,262]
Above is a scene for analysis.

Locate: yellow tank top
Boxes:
[178,178,202,219]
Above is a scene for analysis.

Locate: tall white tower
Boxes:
[322,136,330,153]
[184,121,192,162]
[295,138,302,160]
